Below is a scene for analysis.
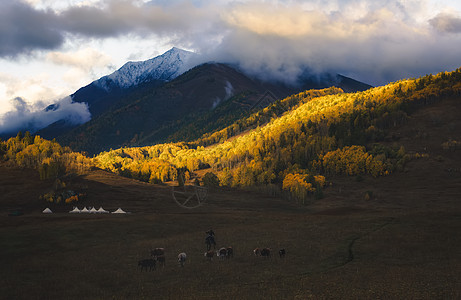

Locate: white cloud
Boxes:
[0,96,90,135]
[0,72,63,113]
[24,0,103,11]
[47,48,111,68]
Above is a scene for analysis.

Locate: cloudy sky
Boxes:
[1,0,461,134]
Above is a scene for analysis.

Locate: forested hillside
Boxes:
[0,132,92,178]
[94,68,461,203]
[52,63,371,155]
[2,68,460,204]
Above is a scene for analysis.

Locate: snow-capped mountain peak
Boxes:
[95,47,197,90]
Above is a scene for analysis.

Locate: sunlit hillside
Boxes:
[92,68,461,203]
[1,68,460,204]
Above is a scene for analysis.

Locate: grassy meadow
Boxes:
[1,166,460,299]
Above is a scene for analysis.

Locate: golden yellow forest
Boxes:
[2,68,460,204]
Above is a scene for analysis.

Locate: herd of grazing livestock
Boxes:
[138,246,286,271]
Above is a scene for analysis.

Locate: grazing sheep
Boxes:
[178,252,187,267]
[138,259,156,271]
[278,249,286,258]
[204,250,215,261]
[253,248,261,256]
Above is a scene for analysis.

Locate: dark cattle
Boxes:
[217,247,227,259]
[279,249,286,258]
[226,247,233,258]
[156,255,166,268]
[151,248,165,258]
[261,248,271,257]
[151,248,166,267]
[204,250,215,261]
[138,259,156,271]
[178,252,187,267]
[254,247,271,257]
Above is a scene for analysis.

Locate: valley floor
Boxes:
[0,162,460,299]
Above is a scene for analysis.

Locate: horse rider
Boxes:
[205,229,216,249]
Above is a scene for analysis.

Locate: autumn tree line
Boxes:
[95,68,461,203]
[190,87,344,147]
[2,68,461,204]
[0,131,93,180]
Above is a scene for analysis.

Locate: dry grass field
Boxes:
[1,97,460,299]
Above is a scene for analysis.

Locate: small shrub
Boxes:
[442,139,460,151]
[65,195,79,204]
[202,172,220,187]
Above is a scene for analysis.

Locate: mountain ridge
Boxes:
[94,47,196,90]
[37,48,198,139]
[54,62,372,154]
[38,47,372,151]
[70,47,197,117]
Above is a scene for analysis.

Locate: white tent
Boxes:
[111,208,127,214]
[97,207,109,214]
[80,207,89,213]
[42,208,53,214]
[69,207,80,213]
[89,207,99,214]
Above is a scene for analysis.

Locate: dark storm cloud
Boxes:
[429,13,461,33]
[0,1,63,57]
[57,1,176,37]
[0,0,220,58]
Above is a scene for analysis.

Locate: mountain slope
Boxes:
[38,48,197,139]
[57,63,286,154]
[74,47,196,116]
[93,68,461,196]
[56,62,372,154]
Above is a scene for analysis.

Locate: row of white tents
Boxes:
[42,207,129,214]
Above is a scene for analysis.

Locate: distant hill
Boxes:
[55,63,285,154]
[36,47,372,151]
[54,62,371,154]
